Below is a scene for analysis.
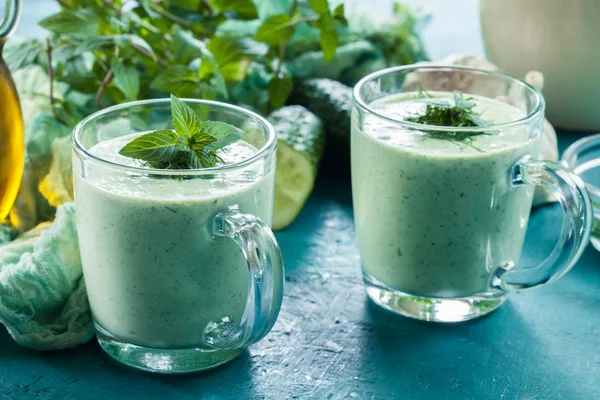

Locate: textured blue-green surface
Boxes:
[3,1,599,399]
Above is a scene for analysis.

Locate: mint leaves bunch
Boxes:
[119,95,243,169]
[9,0,353,127]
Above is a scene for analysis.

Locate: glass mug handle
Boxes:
[204,206,284,350]
[493,157,592,290]
[0,0,20,43]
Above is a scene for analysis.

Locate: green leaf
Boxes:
[39,9,100,36]
[52,43,79,63]
[208,72,229,99]
[211,0,258,19]
[207,36,268,84]
[172,28,213,65]
[112,60,140,100]
[191,148,221,168]
[267,72,293,109]
[119,130,181,163]
[138,0,161,18]
[319,26,339,62]
[332,4,347,25]
[254,0,293,19]
[150,65,199,96]
[309,0,329,14]
[54,56,97,94]
[200,121,244,150]
[187,150,204,169]
[255,14,294,46]
[172,28,217,81]
[170,94,203,137]
[188,57,218,82]
[207,36,268,67]
[172,0,201,11]
[197,57,217,80]
[52,37,115,64]
[114,35,156,61]
[332,3,344,17]
[77,36,115,54]
[188,132,217,150]
[218,61,251,85]
[3,39,45,71]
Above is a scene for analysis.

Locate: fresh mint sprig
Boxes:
[119,95,243,169]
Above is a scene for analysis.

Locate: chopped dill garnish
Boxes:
[405,89,496,151]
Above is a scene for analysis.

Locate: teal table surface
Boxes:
[4,1,600,399]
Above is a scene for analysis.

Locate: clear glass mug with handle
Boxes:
[72,99,284,373]
[352,65,592,322]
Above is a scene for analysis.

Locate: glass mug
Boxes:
[352,66,592,322]
[72,99,284,373]
[561,133,600,252]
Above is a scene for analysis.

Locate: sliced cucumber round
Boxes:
[267,106,325,231]
[273,141,316,230]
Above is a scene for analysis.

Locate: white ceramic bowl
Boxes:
[480,0,600,130]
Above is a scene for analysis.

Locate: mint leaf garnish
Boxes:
[119,129,180,163]
[170,94,202,137]
[199,121,244,151]
[118,94,243,169]
[188,132,218,151]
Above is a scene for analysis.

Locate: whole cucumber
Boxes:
[268,105,325,166]
[291,78,353,176]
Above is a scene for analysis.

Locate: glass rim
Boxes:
[561,133,600,197]
[72,98,277,176]
[353,65,546,133]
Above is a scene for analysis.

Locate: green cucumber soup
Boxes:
[352,92,540,298]
[74,134,274,349]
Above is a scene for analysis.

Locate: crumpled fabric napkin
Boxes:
[0,203,93,350]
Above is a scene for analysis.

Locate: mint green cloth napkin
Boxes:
[0,203,93,350]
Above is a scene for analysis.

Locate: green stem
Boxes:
[95,68,114,110]
[200,0,213,15]
[150,4,192,28]
[95,47,119,109]
[56,0,73,8]
[128,42,168,67]
[283,15,318,29]
[131,16,162,35]
[45,39,67,126]
[274,41,286,77]
[289,0,298,16]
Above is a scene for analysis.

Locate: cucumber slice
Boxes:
[273,141,316,230]
[267,106,325,230]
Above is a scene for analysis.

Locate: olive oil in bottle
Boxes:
[0,0,23,220]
